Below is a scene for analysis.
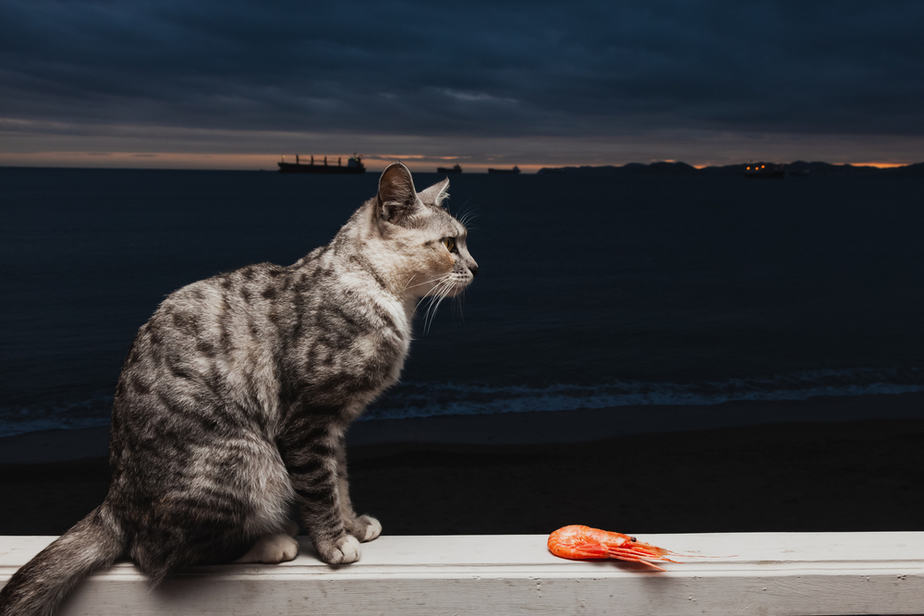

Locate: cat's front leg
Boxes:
[279,427,361,565]
[335,433,382,542]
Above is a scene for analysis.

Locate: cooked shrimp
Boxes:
[548,525,678,571]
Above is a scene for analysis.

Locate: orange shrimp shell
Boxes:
[547,524,677,571]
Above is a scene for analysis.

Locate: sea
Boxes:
[2,167,924,439]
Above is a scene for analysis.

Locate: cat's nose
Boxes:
[469,263,479,277]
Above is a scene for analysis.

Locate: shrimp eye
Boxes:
[442,237,457,253]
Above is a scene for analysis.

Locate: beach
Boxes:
[2,393,922,536]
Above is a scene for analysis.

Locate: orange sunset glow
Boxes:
[0,151,919,173]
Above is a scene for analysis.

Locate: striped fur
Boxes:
[0,163,478,615]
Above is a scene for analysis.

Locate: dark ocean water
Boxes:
[2,167,924,437]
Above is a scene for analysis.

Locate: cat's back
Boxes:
[146,261,294,362]
[111,262,296,439]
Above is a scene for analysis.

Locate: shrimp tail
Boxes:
[607,545,677,570]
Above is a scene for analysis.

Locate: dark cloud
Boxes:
[1,0,923,163]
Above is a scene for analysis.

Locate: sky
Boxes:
[1,1,923,171]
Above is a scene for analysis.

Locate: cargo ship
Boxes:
[278,154,365,174]
[437,164,463,174]
[487,165,521,175]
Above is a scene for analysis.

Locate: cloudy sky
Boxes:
[1,1,923,171]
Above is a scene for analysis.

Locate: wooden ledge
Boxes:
[2,532,924,615]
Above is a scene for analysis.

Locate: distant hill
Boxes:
[537,161,924,177]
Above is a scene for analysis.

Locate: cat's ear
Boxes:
[417,178,450,208]
[377,162,419,224]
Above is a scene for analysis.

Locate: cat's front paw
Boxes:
[346,514,382,542]
[315,534,361,565]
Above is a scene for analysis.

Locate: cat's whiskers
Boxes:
[455,284,466,323]
[405,274,450,292]
[422,277,452,330]
[414,274,453,313]
[424,275,459,334]
[422,278,450,332]
[438,278,461,322]
[456,209,478,229]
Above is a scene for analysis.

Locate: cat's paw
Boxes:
[235,533,299,564]
[315,534,361,565]
[347,514,382,542]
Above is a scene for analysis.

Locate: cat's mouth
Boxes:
[448,275,475,296]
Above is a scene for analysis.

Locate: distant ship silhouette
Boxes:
[487,165,520,175]
[278,154,365,174]
[437,163,463,174]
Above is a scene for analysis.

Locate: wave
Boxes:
[0,392,114,438]
[2,368,923,437]
[363,368,924,420]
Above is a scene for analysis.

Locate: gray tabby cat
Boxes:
[0,162,478,616]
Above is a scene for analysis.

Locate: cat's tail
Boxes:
[0,502,125,616]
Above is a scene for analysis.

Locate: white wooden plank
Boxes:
[2,533,923,615]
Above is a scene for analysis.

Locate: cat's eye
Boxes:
[443,237,457,253]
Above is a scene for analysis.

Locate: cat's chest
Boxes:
[302,292,411,392]
[349,318,409,372]
[355,297,412,378]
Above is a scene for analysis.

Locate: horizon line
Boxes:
[0,155,912,175]
[0,156,918,174]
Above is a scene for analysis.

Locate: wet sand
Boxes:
[1,395,923,535]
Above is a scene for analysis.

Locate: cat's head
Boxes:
[372,162,478,300]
